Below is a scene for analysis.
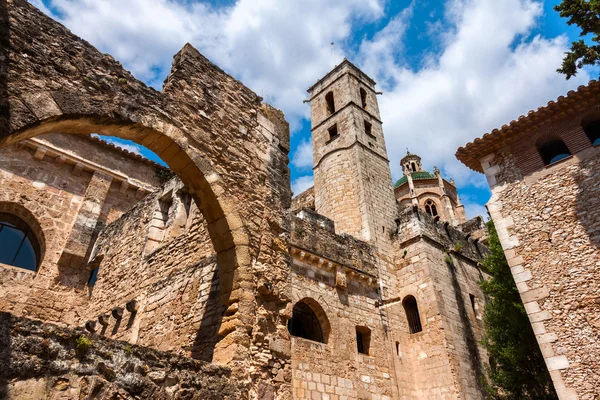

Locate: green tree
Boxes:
[555,0,600,79]
[480,222,558,400]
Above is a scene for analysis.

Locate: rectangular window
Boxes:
[364,120,374,138]
[356,326,371,355]
[469,294,477,317]
[327,124,339,141]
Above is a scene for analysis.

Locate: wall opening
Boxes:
[583,121,600,146]
[537,138,571,165]
[360,88,367,109]
[364,120,373,137]
[402,295,422,334]
[356,326,371,355]
[326,91,335,115]
[328,124,339,141]
[288,300,328,343]
[469,294,476,316]
[425,200,438,217]
[395,341,400,356]
[0,212,42,272]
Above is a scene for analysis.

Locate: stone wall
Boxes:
[483,145,600,400]
[0,312,243,399]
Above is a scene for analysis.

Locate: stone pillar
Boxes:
[59,171,112,269]
[435,167,456,225]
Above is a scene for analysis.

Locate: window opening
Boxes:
[537,139,571,165]
[583,121,600,146]
[395,341,400,356]
[325,91,335,115]
[356,326,371,355]
[411,162,416,172]
[364,120,373,137]
[403,295,422,334]
[425,200,438,217]
[88,267,99,286]
[288,301,325,343]
[0,213,41,271]
[360,88,367,109]
[328,124,339,141]
[469,294,476,315]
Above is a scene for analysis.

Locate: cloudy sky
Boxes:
[34,0,593,219]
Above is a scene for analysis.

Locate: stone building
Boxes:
[1,1,494,399]
[456,82,600,400]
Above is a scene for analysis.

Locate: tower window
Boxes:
[425,200,438,217]
[364,120,373,137]
[0,212,42,272]
[288,300,328,343]
[356,326,371,355]
[88,266,99,286]
[469,294,477,317]
[537,138,571,165]
[360,88,367,109]
[403,295,422,334]
[325,91,335,115]
[583,121,600,146]
[327,124,339,141]
[411,162,416,172]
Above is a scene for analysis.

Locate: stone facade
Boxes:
[0,1,496,399]
[456,81,600,400]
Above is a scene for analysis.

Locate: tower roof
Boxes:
[307,58,376,93]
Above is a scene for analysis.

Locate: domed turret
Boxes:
[401,150,423,175]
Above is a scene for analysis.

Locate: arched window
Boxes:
[356,326,371,355]
[537,138,571,165]
[325,91,335,115]
[288,300,329,343]
[360,88,367,109]
[403,295,422,334]
[583,121,600,146]
[425,200,438,217]
[411,162,416,172]
[0,213,42,271]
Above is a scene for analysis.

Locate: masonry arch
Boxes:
[0,201,46,272]
[288,297,331,344]
[0,114,253,343]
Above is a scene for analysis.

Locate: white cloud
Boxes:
[291,139,313,170]
[356,0,590,191]
[38,0,385,129]
[291,175,314,197]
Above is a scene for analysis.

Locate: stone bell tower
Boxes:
[307,60,397,248]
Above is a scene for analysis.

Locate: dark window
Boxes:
[328,124,339,141]
[356,326,371,355]
[395,341,400,356]
[288,302,325,343]
[583,121,600,146]
[364,120,373,137]
[325,92,335,115]
[88,267,99,286]
[411,162,416,172]
[469,294,476,315]
[425,200,438,217]
[537,139,571,165]
[360,88,367,109]
[0,213,41,271]
[403,295,422,334]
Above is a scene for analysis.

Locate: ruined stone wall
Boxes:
[0,135,160,326]
[0,312,243,400]
[291,186,315,211]
[387,209,488,399]
[289,215,395,400]
[483,145,600,400]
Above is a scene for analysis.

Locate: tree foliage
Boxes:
[480,222,558,400]
[555,0,600,79]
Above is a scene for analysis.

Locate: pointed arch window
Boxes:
[425,200,438,217]
[403,295,422,334]
[0,213,42,271]
[360,88,367,109]
[325,91,335,115]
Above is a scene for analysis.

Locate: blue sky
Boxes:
[34,0,594,219]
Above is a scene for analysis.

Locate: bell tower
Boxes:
[307,60,397,247]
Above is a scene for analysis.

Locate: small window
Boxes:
[325,91,335,115]
[403,295,422,334]
[469,294,476,315]
[88,267,99,286]
[0,213,42,271]
[288,301,325,343]
[411,162,416,172]
[425,200,438,217]
[537,138,571,165]
[395,341,400,356]
[356,326,371,355]
[583,121,600,146]
[360,88,367,109]
[364,120,373,137]
[328,124,339,141]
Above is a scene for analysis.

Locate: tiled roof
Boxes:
[393,171,436,188]
[456,80,600,173]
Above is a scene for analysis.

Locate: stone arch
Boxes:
[0,201,46,270]
[289,297,331,344]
